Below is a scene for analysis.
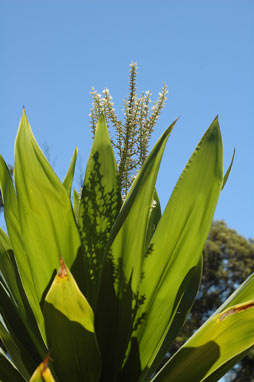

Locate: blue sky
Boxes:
[1,0,254,239]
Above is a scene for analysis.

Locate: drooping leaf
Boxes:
[152,302,254,382]
[131,117,223,380]
[43,258,101,382]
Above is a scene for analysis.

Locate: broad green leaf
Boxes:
[152,302,254,382]
[0,349,26,382]
[30,356,55,382]
[132,117,223,379]
[96,120,176,381]
[14,109,81,311]
[222,148,235,190]
[63,147,78,197]
[76,115,121,307]
[0,155,41,334]
[43,258,101,382]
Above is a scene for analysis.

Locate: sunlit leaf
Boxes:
[14,109,81,311]
[43,258,101,382]
[96,120,176,381]
[152,302,254,382]
[132,117,223,380]
[63,147,78,197]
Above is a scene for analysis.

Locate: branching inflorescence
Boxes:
[89,62,168,197]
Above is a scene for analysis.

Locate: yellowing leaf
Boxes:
[30,355,55,382]
[45,257,94,332]
[43,258,101,382]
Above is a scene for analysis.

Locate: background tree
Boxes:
[171,220,254,381]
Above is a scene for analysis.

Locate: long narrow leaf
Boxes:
[96,120,176,381]
[0,229,46,357]
[63,147,78,197]
[0,350,26,382]
[0,155,42,334]
[14,109,81,311]
[222,148,235,190]
[75,115,121,307]
[131,117,223,380]
[0,281,44,376]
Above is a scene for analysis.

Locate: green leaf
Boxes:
[109,119,176,295]
[147,256,203,380]
[0,154,41,334]
[211,273,254,316]
[63,147,78,197]
[0,229,46,360]
[0,320,30,380]
[132,117,223,379]
[43,258,101,382]
[96,120,176,381]
[155,270,254,382]
[75,115,121,307]
[73,188,80,220]
[0,281,43,376]
[152,302,254,382]
[145,189,161,248]
[14,109,81,313]
[193,268,254,380]
[222,148,235,190]
[0,350,26,382]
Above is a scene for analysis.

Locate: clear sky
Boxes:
[1,0,254,239]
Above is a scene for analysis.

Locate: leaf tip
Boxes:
[58,256,68,278]
[42,353,52,372]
